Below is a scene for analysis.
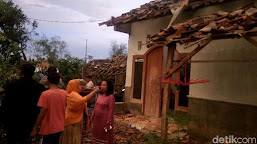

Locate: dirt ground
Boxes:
[82,122,146,144]
[82,114,202,144]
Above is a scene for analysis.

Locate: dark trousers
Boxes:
[42,132,62,144]
[7,129,31,144]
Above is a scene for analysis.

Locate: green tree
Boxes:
[0,0,38,92]
[109,41,127,58]
[0,0,37,62]
[31,35,70,63]
[0,1,37,142]
[29,34,84,86]
[53,56,83,85]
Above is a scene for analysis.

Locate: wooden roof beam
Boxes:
[165,37,212,79]
[244,35,257,48]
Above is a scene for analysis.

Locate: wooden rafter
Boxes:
[165,31,257,46]
[174,59,257,63]
[165,37,212,79]
[244,35,257,48]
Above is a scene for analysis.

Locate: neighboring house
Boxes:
[35,62,50,72]
[84,55,126,80]
[84,55,127,101]
[101,0,257,140]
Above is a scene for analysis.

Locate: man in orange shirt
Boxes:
[30,72,67,144]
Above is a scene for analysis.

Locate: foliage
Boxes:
[167,110,197,138]
[0,0,37,89]
[144,132,161,144]
[0,1,38,142]
[0,60,20,88]
[109,41,127,58]
[29,34,83,86]
[122,141,132,144]
[53,56,83,85]
[0,0,37,61]
[30,35,70,63]
[144,132,173,144]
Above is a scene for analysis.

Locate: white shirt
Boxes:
[86,80,94,89]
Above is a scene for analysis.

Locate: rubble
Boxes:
[84,55,127,77]
[100,0,233,26]
[82,122,146,144]
[148,4,257,47]
[82,114,204,143]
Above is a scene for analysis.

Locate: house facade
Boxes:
[101,0,257,140]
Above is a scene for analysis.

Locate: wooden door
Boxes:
[143,47,163,117]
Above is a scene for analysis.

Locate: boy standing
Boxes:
[31,72,67,144]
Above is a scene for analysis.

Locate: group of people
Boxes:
[2,62,115,144]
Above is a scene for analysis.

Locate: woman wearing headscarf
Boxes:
[91,80,115,144]
[59,79,99,144]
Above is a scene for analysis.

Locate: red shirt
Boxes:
[37,89,67,135]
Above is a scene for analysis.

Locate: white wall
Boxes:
[176,37,257,106]
[124,0,257,106]
[125,15,172,87]
[174,0,257,106]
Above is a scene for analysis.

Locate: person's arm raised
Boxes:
[82,87,100,102]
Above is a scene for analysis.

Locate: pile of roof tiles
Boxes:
[188,0,228,9]
[99,0,232,26]
[99,0,174,26]
[147,3,257,47]
[84,55,127,77]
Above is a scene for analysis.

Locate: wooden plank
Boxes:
[165,31,257,46]
[184,37,208,49]
[244,35,257,48]
[168,0,189,28]
[245,31,257,37]
[174,59,257,63]
[165,37,212,79]
[161,43,175,140]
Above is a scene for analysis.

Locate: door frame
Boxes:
[142,45,164,117]
[130,55,144,104]
[175,53,189,112]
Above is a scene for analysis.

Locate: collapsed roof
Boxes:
[84,55,127,77]
[99,0,233,26]
[147,3,257,47]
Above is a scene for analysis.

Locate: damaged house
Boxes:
[84,55,127,102]
[100,0,257,140]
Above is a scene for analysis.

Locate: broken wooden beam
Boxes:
[165,37,212,79]
[174,59,257,63]
[244,35,257,48]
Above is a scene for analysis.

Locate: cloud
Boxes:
[13,0,150,59]
[27,4,47,8]
[37,0,151,19]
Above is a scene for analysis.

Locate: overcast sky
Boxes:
[12,0,151,59]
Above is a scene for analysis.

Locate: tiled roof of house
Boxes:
[147,3,257,47]
[99,0,232,26]
[84,55,127,77]
[36,62,50,68]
